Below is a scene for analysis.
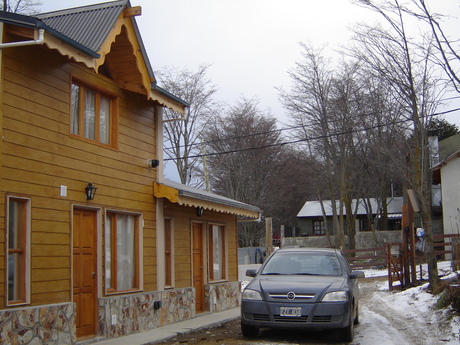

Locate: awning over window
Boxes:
[154,180,261,220]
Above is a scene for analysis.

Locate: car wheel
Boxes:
[241,321,259,337]
[354,302,360,325]
[337,306,355,342]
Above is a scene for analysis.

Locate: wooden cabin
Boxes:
[0,1,261,343]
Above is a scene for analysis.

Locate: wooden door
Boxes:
[192,223,205,313]
[73,209,97,339]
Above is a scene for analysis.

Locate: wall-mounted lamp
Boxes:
[148,159,160,168]
[85,183,97,200]
[196,207,204,217]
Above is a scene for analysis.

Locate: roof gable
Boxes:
[0,1,187,114]
[34,1,187,113]
[37,0,127,53]
[37,0,153,95]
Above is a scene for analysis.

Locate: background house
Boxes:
[284,197,403,248]
[433,133,460,239]
[0,1,260,344]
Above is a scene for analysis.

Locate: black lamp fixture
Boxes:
[148,159,160,168]
[85,183,97,200]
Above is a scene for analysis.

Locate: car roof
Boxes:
[274,247,342,255]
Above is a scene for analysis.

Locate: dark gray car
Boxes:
[241,247,365,342]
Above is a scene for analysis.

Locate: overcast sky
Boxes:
[40,0,459,126]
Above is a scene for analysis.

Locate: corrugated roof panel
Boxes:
[37,1,127,53]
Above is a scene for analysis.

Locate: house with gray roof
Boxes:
[284,197,403,249]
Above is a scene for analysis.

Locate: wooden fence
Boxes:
[343,234,460,291]
[343,247,387,269]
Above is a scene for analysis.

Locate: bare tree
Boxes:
[354,71,408,244]
[410,0,460,93]
[2,0,42,14]
[203,97,284,247]
[280,43,393,249]
[279,43,346,248]
[350,0,445,286]
[158,65,220,185]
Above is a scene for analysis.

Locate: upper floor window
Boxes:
[6,196,30,305]
[71,82,116,146]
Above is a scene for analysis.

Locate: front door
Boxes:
[192,223,205,313]
[73,208,97,339]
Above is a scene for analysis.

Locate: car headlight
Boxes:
[322,291,347,302]
[242,289,262,300]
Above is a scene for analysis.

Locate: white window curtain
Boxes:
[212,226,223,280]
[100,95,110,144]
[105,215,113,288]
[117,214,135,290]
[84,89,96,140]
[70,84,80,135]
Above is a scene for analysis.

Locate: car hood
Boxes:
[248,275,347,302]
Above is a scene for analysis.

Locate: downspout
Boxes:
[0,27,44,48]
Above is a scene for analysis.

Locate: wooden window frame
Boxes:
[104,211,142,294]
[70,79,119,148]
[313,220,326,236]
[164,218,174,288]
[208,224,227,282]
[6,196,31,306]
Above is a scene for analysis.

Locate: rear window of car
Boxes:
[261,252,342,276]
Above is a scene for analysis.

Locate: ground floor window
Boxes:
[164,218,173,288]
[313,220,325,235]
[105,211,141,293]
[6,196,30,305]
[209,224,226,281]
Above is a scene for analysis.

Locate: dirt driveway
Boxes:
[153,276,408,345]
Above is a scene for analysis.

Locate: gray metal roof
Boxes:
[162,179,262,214]
[297,197,403,218]
[36,0,128,53]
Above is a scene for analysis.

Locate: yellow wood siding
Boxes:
[0,38,159,307]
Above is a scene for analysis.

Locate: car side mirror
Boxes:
[350,271,365,279]
[246,269,257,277]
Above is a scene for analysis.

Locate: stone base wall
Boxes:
[98,287,195,339]
[204,281,240,313]
[0,302,76,345]
[0,284,240,344]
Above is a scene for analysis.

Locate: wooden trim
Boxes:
[164,218,174,288]
[207,223,227,282]
[5,195,31,307]
[123,6,141,18]
[42,34,96,70]
[70,78,119,149]
[104,210,143,295]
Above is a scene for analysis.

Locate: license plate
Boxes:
[280,307,302,317]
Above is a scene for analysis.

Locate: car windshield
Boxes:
[260,252,342,276]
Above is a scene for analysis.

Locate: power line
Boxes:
[163,107,460,162]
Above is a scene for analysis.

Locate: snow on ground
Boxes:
[238,261,460,344]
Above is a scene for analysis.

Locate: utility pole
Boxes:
[265,217,273,257]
